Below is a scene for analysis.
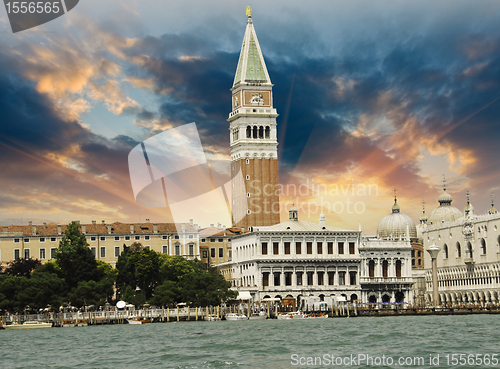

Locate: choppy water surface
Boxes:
[1,315,499,368]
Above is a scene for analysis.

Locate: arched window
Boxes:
[265,126,270,138]
[246,126,251,138]
[456,242,461,258]
[368,260,375,278]
[395,260,402,277]
[467,242,473,258]
[480,239,486,255]
[382,260,388,278]
[444,244,448,259]
[253,126,258,138]
[259,126,264,138]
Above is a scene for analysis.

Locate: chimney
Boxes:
[241,227,245,233]
[92,220,96,225]
[107,225,112,234]
[146,218,150,223]
[189,219,193,226]
[210,224,214,227]
[43,222,46,229]
[130,224,134,234]
[32,225,36,235]
[57,224,62,235]
[217,223,221,229]
[29,221,32,226]
[153,224,158,233]
[223,229,226,236]
[82,225,86,234]
[101,220,105,224]
[181,223,186,233]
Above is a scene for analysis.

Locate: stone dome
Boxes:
[427,188,463,225]
[377,198,418,239]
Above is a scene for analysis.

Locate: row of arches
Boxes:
[246,125,270,139]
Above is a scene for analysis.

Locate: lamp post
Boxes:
[426,240,441,307]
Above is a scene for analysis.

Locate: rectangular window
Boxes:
[328,272,335,285]
[24,248,30,259]
[218,238,223,242]
[175,245,180,256]
[307,242,312,254]
[14,249,20,260]
[211,248,215,258]
[202,250,207,258]
[189,234,194,239]
[349,271,357,285]
[307,272,313,286]
[145,236,150,241]
[39,237,46,243]
[296,272,303,286]
[14,238,20,243]
[100,236,106,242]
[174,235,180,240]
[190,245,194,256]
[114,236,120,241]
[263,272,269,287]
[317,242,323,254]
[262,242,267,255]
[100,247,106,258]
[90,236,96,242]
[162,245,169,254]
[135,236,140,241]
[273,242,279,255]
[338,271,345,285]
[210,238,215,242]
[338,242,344,254]
[162,235,168,240]
[39,248,46,260]
[284,242,290,254]
[144,245,150,250]
[218,248,223,258]
[125,236,131,241]
[201,238,206,243]
[24,238,30,243]
[274,272,280,286]
[349,242,355,254]
[285,272,292,286]
[296,242,301,254]
[50,237,56,242]
[317,272,324,285]
[90,247,96,258]
[114,246,120,257]
[327,242,333,254]
[50,248,57,259]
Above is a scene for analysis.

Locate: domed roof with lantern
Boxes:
[427,176,463,225]
[377,193,417,240]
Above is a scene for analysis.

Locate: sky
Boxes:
[1,0,500,234]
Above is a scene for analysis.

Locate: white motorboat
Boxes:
[225,313,247,321]
[277,311,307,320]
[126,316,151,325]
[249,311,267,320]
[4,321,52,330]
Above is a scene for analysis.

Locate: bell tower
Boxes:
[229,8,280,230]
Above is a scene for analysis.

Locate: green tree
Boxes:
[56,221,100,291]
[3,258,41,278]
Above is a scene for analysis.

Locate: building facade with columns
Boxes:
[422,187,500,306]
[228,206,414,305]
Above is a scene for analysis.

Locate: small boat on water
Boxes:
[126,316,151,325]
[206,315,219,321]
[305,314,328,319]
[277,311,307,320]
[4,321,52,330]
[225,313,247,321]
[62,319,88,327]
[249,311,267,320]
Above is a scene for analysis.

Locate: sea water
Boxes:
[1,314,499,368]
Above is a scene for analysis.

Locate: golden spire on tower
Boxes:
[246,6,252,17]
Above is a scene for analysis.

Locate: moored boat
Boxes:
[249,311,267,320]
[4,321,52,330]
[225,313,247,321]
[277,311,307,320]
[126,316,151,325]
